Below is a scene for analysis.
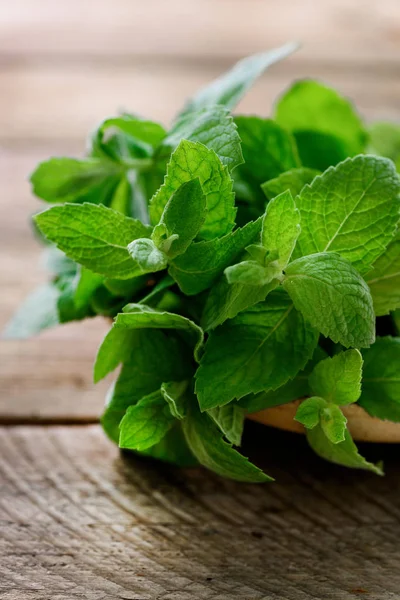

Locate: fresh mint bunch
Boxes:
[6,44,400,482]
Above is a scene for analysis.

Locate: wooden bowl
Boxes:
[249,401,400,443]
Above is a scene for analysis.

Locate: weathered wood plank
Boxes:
[1,424,400,599]
[1,62,400,143]
[1,0,399,64]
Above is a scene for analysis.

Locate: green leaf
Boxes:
[182,404,271,482]
[369,122,400,165]
[366,232,400,316]
[30,157,122,204]
[359,337,400,422]
[307,425,383,475]
[224,261,281,286]
[180,43,298,116]
[201,274,278,331]
[195,290,318,410]
[100,330,191,442]
[239,346,328,413]
[3,283,60,339]
[275,80,368,158]
[295,396,327,429]
[119,390,175,451]
[291,131,350,172]
[309,349,363,405]
[234,117,300,203]
[154,178,207,258]
[320,404,347,444]
[169,218,261,295]
[159,105,243,171]
[283,253,375,348]
[261,190,300,268]
[74,268,104,310]
[207,404,246,446]
[35,203,151,279]
[128,238,168,273]
[150,140,236,240]
[161,381,189,419]
[262,167,319,201]
[91,115,166,161]
[293,156,400,274]
[139,424,198,467]
[115,303,204,362]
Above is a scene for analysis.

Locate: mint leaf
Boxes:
[182,404,271,482]
[295,397,327,429]
[359,337,400,422]
[169,218,261,295]
[320,404,347,444]
[3,283,60,339]
[369,122,400,167]
[74,268,104,310]
[307,425,383,475]
[150,140,236,240]
[284,253,375,348]
[30,157,122,204]
[262,167,319,200]
[115,303,204,362]
[261,190,300,268]
[275,80,367,158]
[35,203,152,279]
[366,232,400,316]
[154,178,206,258]
[309,349,363,405]
[91,115,166,161]
[161,381,189,420]
[100,330,191,442]
[195,290,318,410]
[240,346,327,412]
[128,238,168,273]
[119,390,175,451]
[159,106,243,171]
[234,117,300,203]
[294,156,400,274]
[180,43,298,116]
[224,261,280,286]
[201,275,278,331]
[207,404,245,446]
[139,424,198,467]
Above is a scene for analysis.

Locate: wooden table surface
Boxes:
[1,1,400,598]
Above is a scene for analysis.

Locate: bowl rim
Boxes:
[249,400,400,443]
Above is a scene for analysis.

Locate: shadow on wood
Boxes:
[2,422,400,599]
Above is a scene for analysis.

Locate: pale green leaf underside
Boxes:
[294,155,400,274]
[207,404,246,446]
[180,43,298,116]
[295,397,327,430]
[116,304,204,362]
[183,405,270,482]
[307,425,383,475]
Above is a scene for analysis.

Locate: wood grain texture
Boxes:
[1,424,400,599]
[1,62,400,143]
[1,0,399,64]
